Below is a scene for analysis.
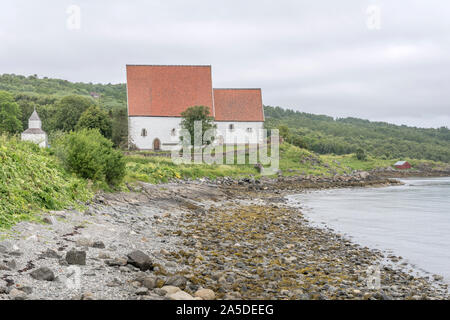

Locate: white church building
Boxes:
[21,109,48,148]
[126,65,265,151]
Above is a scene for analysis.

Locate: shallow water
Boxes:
[287,177,450,283]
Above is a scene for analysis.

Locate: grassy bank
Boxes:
[0,136,92,229]
[124,143,449,184]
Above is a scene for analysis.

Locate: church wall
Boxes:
[215,121,265,145]
[21,133,48,148]
[129,116,182,151]
[129,117,265,150]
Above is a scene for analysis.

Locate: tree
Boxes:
[76,105,112,139]
[111,108,128,148]
[55,95,95,132]
[278,125,290,140]
[180,106,216,146]
[53,129,126,187]
[356,148,367,161]
[0,91,22,134]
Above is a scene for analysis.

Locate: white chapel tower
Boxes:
[21,109,48,148]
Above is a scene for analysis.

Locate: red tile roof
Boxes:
[127,65,214,117]
[213,89,264,122]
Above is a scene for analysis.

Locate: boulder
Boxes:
[30,267,55,281]
[161,286,181,295]
[66,249,87,265]
[194,289,215,300]
[105,257,127,267]
[165,275,187,289]
[39,249,61,259]
[9,288,27,300]
[142,276,158,290]
[167,290,195,300]
[127,250,153,271]
[135,287,149,296]
[92,241,105,249]
[76,237,93,247]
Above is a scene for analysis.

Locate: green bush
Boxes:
[53,129,126,186]
[76,105,112,139]
[0,135,92,228]
[356,148,367,161]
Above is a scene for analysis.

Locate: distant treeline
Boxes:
[1,74,449,162]
[0,74,128,148]
[264,106,450,163]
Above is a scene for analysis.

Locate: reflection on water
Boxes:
[287,177,450,283]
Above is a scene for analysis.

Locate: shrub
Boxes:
[0,135,92,228]
[356,148,367,161]
[76,105,112,139]
[53,129,126,186]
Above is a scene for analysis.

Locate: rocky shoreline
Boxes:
[0,174,449,300]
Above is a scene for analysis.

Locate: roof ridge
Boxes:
[214,88,261,90]
[127,64,211,67]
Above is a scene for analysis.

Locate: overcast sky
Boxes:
[1,0,449,128]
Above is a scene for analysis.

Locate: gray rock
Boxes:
[66,249,87,265]
[136,287,149,295]
[18,286,33,294]
[127,250,153,271]
[8,251,22,257]
[0,286,9,294]
[153,288,166,296]
[39,249,61,259]
[5,259,16,270]
[165,275,187,289]
[105,257,128,267]
[92,241,105,249]
[0,264,11,271]
[76,237,93,247]
[43,216,56,224]
[30,267,55,281]
[9,288,27,300]
[142,276,158,289]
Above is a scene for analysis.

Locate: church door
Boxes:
[153,138,161,151]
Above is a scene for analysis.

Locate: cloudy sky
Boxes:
[1,0,449,128]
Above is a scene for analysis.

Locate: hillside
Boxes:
[1,73,448,163]
[0,136,92,228]
[0,74,126,110]
[264,106,450,163]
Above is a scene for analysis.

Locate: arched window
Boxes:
[171,128,176,136]
[229,124,235,131]
[141,129,147,137]
[246,127,253,133]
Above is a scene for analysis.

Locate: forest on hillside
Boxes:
[264,106,450,163]
[0,73,449,162]
[0,74,128,148]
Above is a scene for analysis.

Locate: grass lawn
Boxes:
[124,143,449,184]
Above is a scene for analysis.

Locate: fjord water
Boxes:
[287,177,450,283]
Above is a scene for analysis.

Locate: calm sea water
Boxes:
[287,177,450,283]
